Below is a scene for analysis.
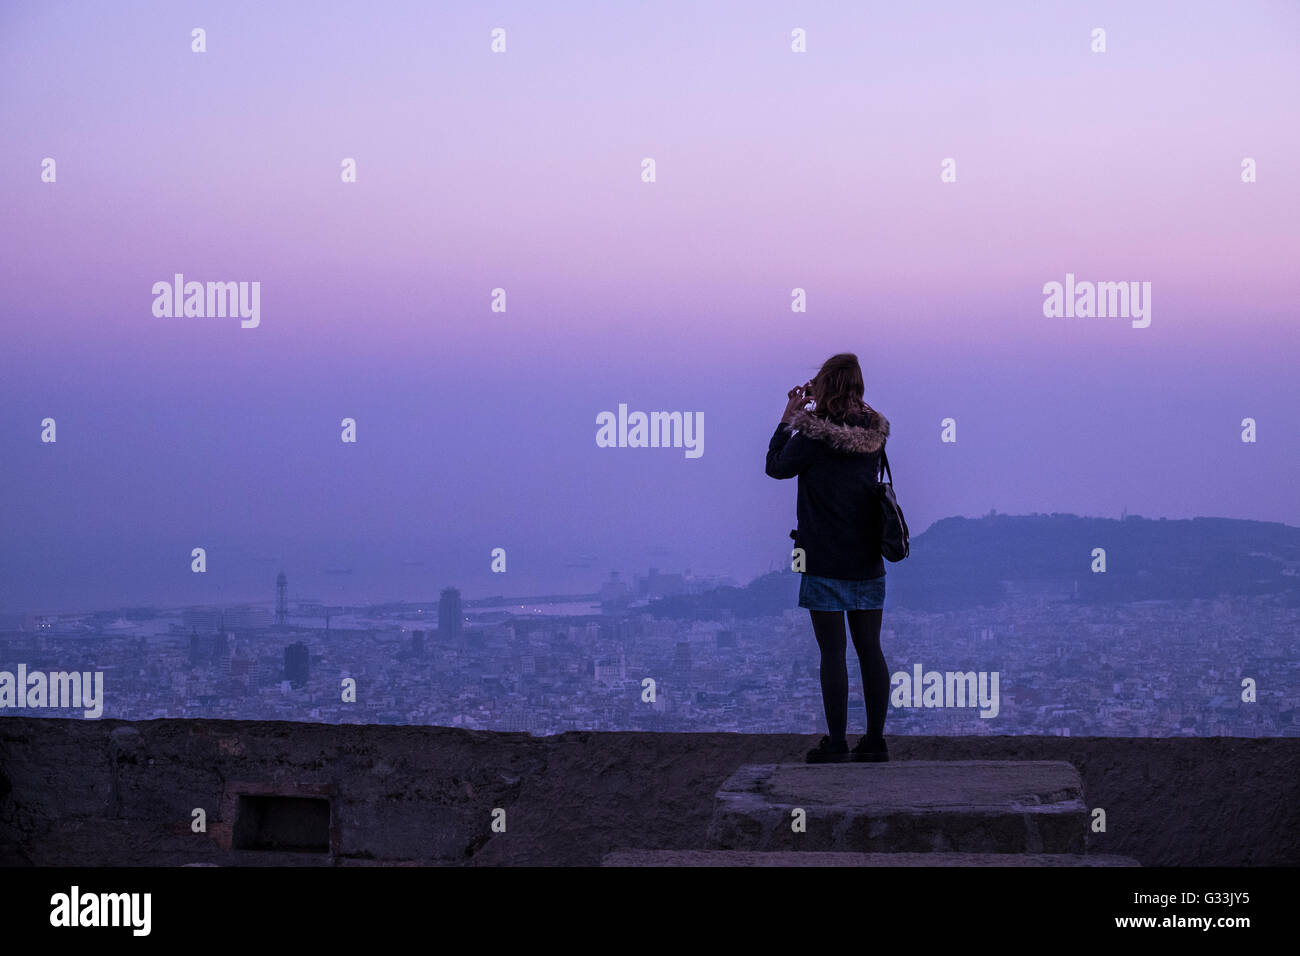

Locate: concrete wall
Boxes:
[2,718,1296,866]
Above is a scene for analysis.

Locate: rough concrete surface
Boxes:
[602,849,1142,867]
[706,761,1086,853]
[1,718,1297,866]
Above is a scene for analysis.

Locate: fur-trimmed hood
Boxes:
[788,405,889,454]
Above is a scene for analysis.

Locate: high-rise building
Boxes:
[284,641,309,688]
[275,571,288,626]
[411,630,425,657]
[439,587,463,641]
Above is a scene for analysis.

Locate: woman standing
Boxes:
[765,353,892,763]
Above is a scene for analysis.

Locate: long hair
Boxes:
[810,353,867,423]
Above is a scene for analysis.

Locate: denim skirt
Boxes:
[798,573,886,611]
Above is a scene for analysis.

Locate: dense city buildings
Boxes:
[1,575,1294,738]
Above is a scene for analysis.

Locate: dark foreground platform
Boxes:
[2,718,1297,865]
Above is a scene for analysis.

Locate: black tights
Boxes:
[809,609,889,745]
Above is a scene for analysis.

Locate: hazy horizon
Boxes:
[4,506,1297,617]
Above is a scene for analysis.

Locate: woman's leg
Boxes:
[847,609,888,741]
[809,610,849,743]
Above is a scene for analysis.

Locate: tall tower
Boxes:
[439,587,463,641]
[284,641,309,687]
[275,570,288,627]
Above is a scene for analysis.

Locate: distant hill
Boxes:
[648,514,1300,616]
[646,570,798,620]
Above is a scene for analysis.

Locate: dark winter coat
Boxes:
[765,404,890,580]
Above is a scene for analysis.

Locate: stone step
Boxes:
[706,761,1087,854]
[604,849,1139,867]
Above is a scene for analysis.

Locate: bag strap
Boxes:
[878,445,894,485]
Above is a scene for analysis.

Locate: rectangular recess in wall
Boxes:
[232,794,331,852]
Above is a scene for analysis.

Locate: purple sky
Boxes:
[2,1,1298,612]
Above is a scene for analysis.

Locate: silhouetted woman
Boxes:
[765,353,892,763]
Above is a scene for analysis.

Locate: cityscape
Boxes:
[2,562,1294,738]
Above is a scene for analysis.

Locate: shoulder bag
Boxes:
[876,445,910,562]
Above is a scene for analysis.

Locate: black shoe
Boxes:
[851,736,888,762]
[806,735,850,764]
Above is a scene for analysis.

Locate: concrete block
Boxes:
[706,761,1086,854]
